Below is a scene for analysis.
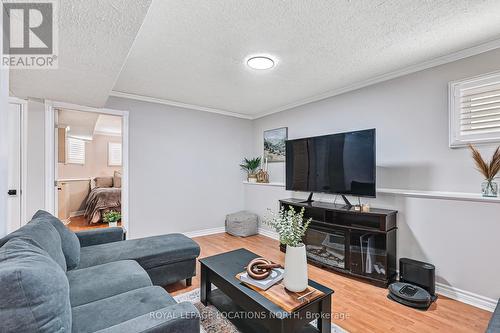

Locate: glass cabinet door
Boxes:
[349,231,387,279]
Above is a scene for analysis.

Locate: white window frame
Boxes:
[108,142,122,166]
[66,137,86,164]
[449,70,500,148]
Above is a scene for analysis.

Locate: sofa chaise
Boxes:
[0,210,201,333]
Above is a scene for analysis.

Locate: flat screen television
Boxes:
[286,129,376,199]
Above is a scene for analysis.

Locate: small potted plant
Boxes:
[469,144,500,197]
[103,210,121,227]
[240,157,261,183]
[265,206,311,292]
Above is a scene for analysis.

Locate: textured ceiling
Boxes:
[9,0,152,107]
[58,110,121,139]
[113,0,500,116]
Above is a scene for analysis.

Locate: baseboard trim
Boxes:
[436,282,497,312]
[258,227,279,240]
[183,227,225,238]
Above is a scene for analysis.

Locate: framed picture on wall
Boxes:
[264,127,288,162]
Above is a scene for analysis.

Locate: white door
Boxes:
[7,103,22,232]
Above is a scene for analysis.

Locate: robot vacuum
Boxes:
[387,258,437,310]
[388,282,433,309]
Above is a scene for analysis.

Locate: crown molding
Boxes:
[110,38,500,121]
[252,38,500,119]
[109,91,253,120]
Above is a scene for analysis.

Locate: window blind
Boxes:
[449,72,500,147]
[108,142,122,166]
[67,137,85,164]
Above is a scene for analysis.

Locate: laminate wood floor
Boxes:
[166,233,492,333]
[66,215,122,232]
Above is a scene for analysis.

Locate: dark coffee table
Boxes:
[199,248,334,333]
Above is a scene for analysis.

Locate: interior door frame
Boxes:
[8,97,28,227]
[44,101,130,234]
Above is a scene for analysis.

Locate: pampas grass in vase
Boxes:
[469,144,500,197]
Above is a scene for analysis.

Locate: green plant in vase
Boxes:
[265,206,311,292]
[469,144,500,197]
[103,210,121,227]
[240,157,261,183]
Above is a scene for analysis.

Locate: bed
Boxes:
[84,175,121,224]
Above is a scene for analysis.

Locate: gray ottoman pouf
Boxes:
[225,211,259,237]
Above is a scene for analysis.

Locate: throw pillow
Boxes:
[113,170,122,188]
[95,176,113,188]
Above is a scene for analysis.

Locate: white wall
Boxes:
[246,48,500,305]
[0,13,8,237]
[105,97,252,238]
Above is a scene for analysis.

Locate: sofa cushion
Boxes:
[67,260,152,306]
[32,210,81,270]
[0,238,71,333]
[0,217,67,271]
[77,233,200,270]
[71,286,176,333]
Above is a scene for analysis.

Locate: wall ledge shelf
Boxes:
[377,188,500,203]
[242,181,285,187]
[242,182,500,203]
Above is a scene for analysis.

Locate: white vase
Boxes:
[283,244,308,292]
[108,221,118,227]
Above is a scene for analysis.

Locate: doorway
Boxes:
[45,102,129,233]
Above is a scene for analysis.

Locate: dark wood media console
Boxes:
[279,198,398,287]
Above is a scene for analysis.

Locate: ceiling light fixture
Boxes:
[247,56,275,70]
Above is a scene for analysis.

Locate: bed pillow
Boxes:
[32,210,80,270]
[0,238,71,333]
[113,171,122,188]
[95,176,113,188]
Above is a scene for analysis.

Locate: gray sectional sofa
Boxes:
[0,210,201,333]
[487,300,500,333]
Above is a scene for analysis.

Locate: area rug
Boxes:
[174,288,348,333]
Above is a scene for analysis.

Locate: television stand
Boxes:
[299,192,315,204]
[280,198,398,287]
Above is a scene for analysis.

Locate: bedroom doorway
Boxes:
[45,102,129,233]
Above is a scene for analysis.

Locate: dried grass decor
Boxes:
[468,144,500,181]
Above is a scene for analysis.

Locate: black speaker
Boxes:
[399,258,436,298]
